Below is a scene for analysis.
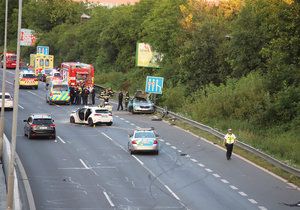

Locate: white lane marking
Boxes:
[79,159,89,169]
[56,105,60,107]
[248,199,258,204]
[18,104,24,109]
[103,191,115,207]
[101,132,127,152]
[190,158,198,163]
[164,185,180,201]
[186,155,190,158]
[130,123,135,126]
[6,80,13,85]
[115,115,119,118]
[221,179,229,184]
[198,163,205,167]
[27,90,38,96]
[159,139,165,142]
[57,136,66,144]
[171,146,177,150]
[125,120,130,123]
[132,155,144,166]
[166,142,171,146]
[230,185,238,190]
[177,150,182,153]
[205,168,213,173]
[238,191,247,197]
[258,206,268,210]
[5,71,14,75]
[120,118,124,120]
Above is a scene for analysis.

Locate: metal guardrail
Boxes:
[155,106,300,178]
[94,84,300,177]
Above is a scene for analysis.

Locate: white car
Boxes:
[70,106,113,126]
[0,93,13,110]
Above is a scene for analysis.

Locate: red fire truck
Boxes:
[0,52,17,69]
[60,62,94,88]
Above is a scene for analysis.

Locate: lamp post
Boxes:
[7,0,23,209]
[0,0,9,161]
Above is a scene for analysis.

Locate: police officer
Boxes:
[69,86,75,105]
[224,129,237,160]
[91,87,96,105]
[117,91,123,111]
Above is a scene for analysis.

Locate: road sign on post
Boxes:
[37,45,49,55]
[20,28,36,46]
[145,76,164,94]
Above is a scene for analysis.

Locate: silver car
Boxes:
[128,128,159,155]
[128,98,155,114]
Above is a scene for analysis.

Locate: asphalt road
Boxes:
[1,69,299,210]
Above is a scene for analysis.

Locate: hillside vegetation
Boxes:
[1,0,299,168]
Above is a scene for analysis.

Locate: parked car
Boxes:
[70,106,113,126]
[39,68,53,82]
[128,128,159,155]
[0,92,13,110]
[128,97,155,114]
[23,113,56,139]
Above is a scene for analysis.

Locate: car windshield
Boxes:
[135,98,148,103]
[23,74,36,78]
[45,69,52,74]
[53,73,60,77]
[95,109,110,114]
[0,95,11,99]
[8,55,17,61]
[32,119,53,125]
[53,85,68,91]
[134,131,156,138]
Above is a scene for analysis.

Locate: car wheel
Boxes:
[88,118,94,127]
[35,86,38,90]
[70,116,75,123]
[106,122,112,126]
[155,150,159,155]
[49,100,53,105]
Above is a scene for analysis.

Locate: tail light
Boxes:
[34,78,38,81]
[31,124,37,128]
[132,140,137,144]
[153,140,158,144]
[108,113,112,116]
[50,124,55,128]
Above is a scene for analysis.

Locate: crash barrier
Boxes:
[94,84,300,178]
[155,106,300,178]
[2,134,22,210]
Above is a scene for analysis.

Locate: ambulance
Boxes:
[46,80,70,105]
[19,71,39,89]
[30,54,54,76]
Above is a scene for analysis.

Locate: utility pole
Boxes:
[7,0,23,209]
[0,0,9,161]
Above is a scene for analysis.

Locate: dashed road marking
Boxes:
[230,185,238,190]
[166,142,171,146]
[103,191,115,207]
[238,191,247,197]
[258,206,268,210]
[213,173,220,178]
[248,199,258,204]
[18,104,24,109]
[221,179,229,184]
[171,146,177,150]
[205,168,213,173]
[120,118,124,120]
[190,158,198,163]
[198,163,205,167]
[130,123,135,126]
[6,80,13,85]
[125,120,130,123]
[177,149,182,153]
[159,139,165,142]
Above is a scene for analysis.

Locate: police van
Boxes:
[46,80,70,105]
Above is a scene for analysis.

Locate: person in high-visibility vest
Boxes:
[224,128,236,160]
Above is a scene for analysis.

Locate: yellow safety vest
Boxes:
[225,134,236,144]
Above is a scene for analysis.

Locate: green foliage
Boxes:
[160,84,186,112]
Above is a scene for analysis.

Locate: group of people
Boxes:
[69,85,95,105]
[117,91,130,111]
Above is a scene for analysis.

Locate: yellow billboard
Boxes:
[136,43,162,68]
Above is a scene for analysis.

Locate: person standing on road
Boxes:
[224,128,236,160]
[124,91,130,111]
[91,87,96,105]
[117,91,123,111]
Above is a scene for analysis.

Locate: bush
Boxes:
[160,84,186,112]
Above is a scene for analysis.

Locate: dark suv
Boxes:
[24,114,56,139]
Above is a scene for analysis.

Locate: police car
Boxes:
[46,80,70,105]
[70,106,113,126]
[19,71,38,89]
